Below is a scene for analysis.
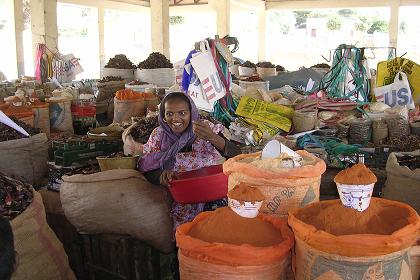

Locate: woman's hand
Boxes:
[192,120,215,141]
[193,120,226,151]
[160,170,178,187]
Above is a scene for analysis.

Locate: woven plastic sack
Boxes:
[113,97,145,123]
[176,212,294,279]
[293,237,413,280]
[0,133,48,185]
[288,198,420,280]
[178,250,291,280]
[60,169,173,253]
[122,123,143,156]
[383,151,420,213]
[288,198,420,257]
[223,150,326,218]
[11,188,75,280]
[46,97,74,134]
[32,103,50,137]
[292,110,317,133]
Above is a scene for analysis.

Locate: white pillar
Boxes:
[150,0,170,58]
[389,1,399,49]
[209,0,230,37]
[258,8,266,62]
[30,0,58,66]
[98,7,105,77]
[14,0,25,77]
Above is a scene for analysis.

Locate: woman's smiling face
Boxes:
[164,98,191,134]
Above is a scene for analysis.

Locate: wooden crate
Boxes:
[46,213,176,280]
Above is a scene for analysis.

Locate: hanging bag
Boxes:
[190,40,226,103]
[374,71,415,109]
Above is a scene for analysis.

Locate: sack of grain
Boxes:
[288,198,420,280]
[11,187,75,280]
[223,150,326,218]
[60,169,173,253]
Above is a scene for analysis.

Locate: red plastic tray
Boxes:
[169,165,228,203]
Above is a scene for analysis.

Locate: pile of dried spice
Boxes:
[241,60,256,68]
[228,183,265,203]
[334,163,377,185]
[0,173,33,220]
[47,163,100,192]
[130,116,159,143]
[242,76,265,82]
[295,198,410,235]
[0,117,41,142]
[98,76,124,83]
[138,52,173,69]
[105,54,136,69]
[256,61,275,68]
[188,207,283,247]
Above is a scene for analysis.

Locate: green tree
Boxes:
[169,16,184,25]
[367,20,389,34]
[293,11,311,29]
[327,16,342,31]
[338,9,355,18]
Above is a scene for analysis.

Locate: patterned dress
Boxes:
[142,120,227,233]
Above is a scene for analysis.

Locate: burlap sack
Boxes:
[60,169,173,253]
[293,237,413,280]
[223,151,326,218]
[383,151,420,213]
[0,133,48,185]
[11,188,75,280]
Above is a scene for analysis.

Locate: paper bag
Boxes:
[374,71,415,109]
[61,53,84,82]
[190,41,226,103]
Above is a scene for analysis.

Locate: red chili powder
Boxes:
[334,163,377,185]
[296,199,410,235]
[227,183,265,203]
[188,207,283,247]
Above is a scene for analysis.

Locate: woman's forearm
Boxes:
[209,134,226,151]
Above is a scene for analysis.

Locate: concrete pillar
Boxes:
[258,8,266,62]
[30,0,58,66]
[14,0,25,77]
[389,1,399,49]
[98,7,105,76]
[150,0,170,58]
[209,0,230,37]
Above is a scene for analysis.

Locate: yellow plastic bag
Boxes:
[235,96,294,132]
[376,58,420,105]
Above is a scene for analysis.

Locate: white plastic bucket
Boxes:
[228,198,263,218]
[336,183,374,212]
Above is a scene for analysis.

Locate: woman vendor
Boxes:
[138,91,241,231]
